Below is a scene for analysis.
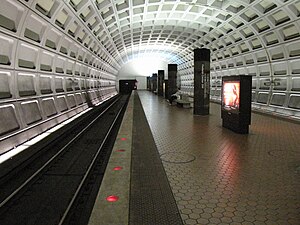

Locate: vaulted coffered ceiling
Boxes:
[33,0,300,70]
[77,0,296,66]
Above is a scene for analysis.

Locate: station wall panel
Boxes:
[79,79,84,90]
[54,7,70,30]
[40,51,54,72]
[290,59,300,75]
[0,72,12,99]
[257,92,269,104]
[236,67,247,75]
[66,59,75,75]
[269,46,285,60]
[286,41,300,57]
[66,78,73,92]
[35,0,60,19]
[259,78,271,90]
[0,34,16,67]
[88,90,96,100]
[67,94,76,108]
[258,64,271,76]
[0,104,20,136]
[0,0,117,153]
[74,62,81,76]
[55,56,65,74]
[288,94,300,109]
[255,50,268,63]
[246,66,256,77]
[274,78,287,91]
[81,92,87,102]
[17,43,38,70]
[273,62,287,76]
[74,78,80,90]
[18,73,36,97]
[41,97,57,118]
[21,101,42,125]
[291,77,300,91]
[270,93,286,106]
[95,90,101,98]
[55,77,64,93]
[22,13,46,43]
[0,0,117,152]
[40,75,52,94]
[0,0,26,33]
[59,36,72,55]
[44,28,61,50]
[56,95,68,112]
[75,93,83,105]
[244,54,254,65]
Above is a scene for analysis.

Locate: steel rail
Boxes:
[0,96,121,209]
[58,97,126,225]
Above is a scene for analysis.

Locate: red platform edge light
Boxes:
[120,137,127,141]
[113,166,123,171]
[106,195,119,202]
[116,149,125,152]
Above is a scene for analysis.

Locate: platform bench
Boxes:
[176,99,191,108]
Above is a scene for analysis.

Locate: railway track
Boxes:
[0,94,130,225]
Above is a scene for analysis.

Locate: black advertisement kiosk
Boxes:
[221,75,252,134]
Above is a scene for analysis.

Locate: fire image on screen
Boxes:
[223,81,240,111]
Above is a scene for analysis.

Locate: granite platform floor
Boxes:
[137,91,300,225]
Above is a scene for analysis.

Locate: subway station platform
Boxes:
[90,90,300,225]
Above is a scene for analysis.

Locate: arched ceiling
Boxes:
[94,0,244,63]
[75,0,296,66]
[30,0,300,71]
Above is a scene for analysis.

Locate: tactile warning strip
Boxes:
[129,92,183,225]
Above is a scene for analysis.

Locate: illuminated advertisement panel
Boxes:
[221,75,252,134]
[222,81,240,113]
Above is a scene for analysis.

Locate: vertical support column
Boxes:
[147,76,150,91]
[168,64,177,99]
[149,76,153,91]
[152,73,158,93]
[164,79,168,99]
[157,70,164,96]
[194,48,210,115]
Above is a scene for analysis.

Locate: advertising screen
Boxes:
[222,81,240,112]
